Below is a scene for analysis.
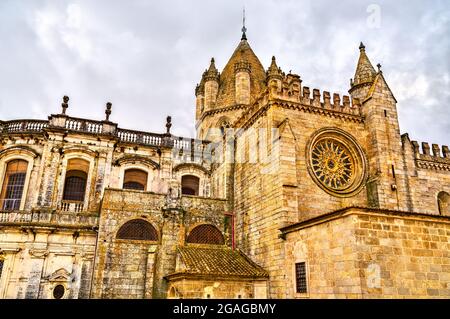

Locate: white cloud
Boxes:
[0,0,448,146]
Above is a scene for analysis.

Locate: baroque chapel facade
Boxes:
[0,30,449,299]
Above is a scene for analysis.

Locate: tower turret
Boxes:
[195,77,205,121]
[348,42,377,102]
[203,58,220,111]
[266,56,284,94]
[234,59,251,104]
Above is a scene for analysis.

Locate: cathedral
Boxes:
[0,28,449,299]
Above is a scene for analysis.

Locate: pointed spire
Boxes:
[207,57,218,73]
[205,57,219,81]
[241,7,247,40]
[351,42,377,87]
[267,55,283,80]
[269,56,277,70]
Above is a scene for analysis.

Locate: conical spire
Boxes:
[351,42,377,87]
[267,56,283,79]
[204,57,219,81]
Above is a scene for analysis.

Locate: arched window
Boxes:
[181,175,199,196]
[116,219,158,241]
[63,158,89,202]
[123,169,148,191]
[1,159,28,210]
[187,224,224,245]
[437,191,450,216]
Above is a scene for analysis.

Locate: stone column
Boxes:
[144,245,157,299]
[152,200,184,298]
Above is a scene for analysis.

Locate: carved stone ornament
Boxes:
[307,128,367,197]
[29,249,49,258]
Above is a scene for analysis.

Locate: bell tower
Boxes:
[195,21,267,141]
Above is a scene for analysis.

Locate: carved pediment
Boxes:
[48,268,72,282]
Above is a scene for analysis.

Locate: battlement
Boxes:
[267,72,362,117]
[407,137,450,171]
[410,140,450,159]
[300,86,362,116]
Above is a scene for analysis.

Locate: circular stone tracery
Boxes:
[311,139,354,190]
[307,128,367,197]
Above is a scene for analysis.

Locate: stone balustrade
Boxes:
[0,209,99,228]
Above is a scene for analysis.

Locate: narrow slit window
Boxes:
[295,262,307,294]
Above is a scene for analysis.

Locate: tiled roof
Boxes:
[172,246,268,278]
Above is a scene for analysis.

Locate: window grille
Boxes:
[1,159,28,211]
[116,219,158,241]
[187,224,224,245]
[295,262,307,294]
[63,174,87,201]
[2,173,26,210]
[123,181,145,190]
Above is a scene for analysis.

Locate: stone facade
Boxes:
[0,31,448,299]
[281,207,450,298]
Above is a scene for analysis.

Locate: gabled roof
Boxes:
[365,72,397,103]
[168,246,268,279]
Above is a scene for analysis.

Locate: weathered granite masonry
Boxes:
[281,207,450,298]
[0,31,448,299]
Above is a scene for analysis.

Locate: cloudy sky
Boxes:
[0,0,448,146]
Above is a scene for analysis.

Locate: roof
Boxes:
[365,72,397,103]
[169,246,269,279]
[279,206,450,236]
[215,39,267,107]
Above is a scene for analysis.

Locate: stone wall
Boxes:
[167,277,268,299]
[91,188,227,299]
[0,211,97,299]
[282,207,450,298]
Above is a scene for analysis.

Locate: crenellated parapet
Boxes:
[233,83,365,130]
[409,139,450,171]
[298,87,362,116]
